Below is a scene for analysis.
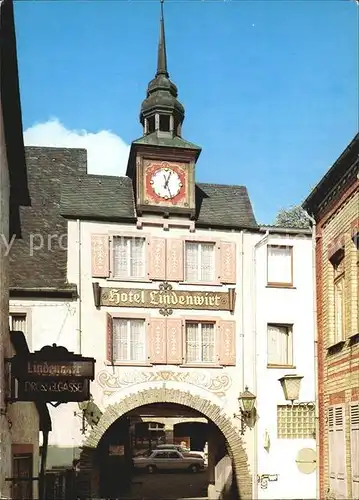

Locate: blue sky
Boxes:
[15,0,358,224]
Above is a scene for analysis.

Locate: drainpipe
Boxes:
[240,231,245,394]
[304,212,319,500]
[252,230,269,499]
[77,219,82,354]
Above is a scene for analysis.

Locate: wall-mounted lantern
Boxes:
[279,374,303,404]
[234,386,256,435]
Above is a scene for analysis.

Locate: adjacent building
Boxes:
[9,3,317,500]
[0,1,50,500]
[303,133,359,500]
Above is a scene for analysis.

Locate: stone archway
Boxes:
[80,387,252,499]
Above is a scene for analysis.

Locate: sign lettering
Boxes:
[24,360,94,378]
[100,287,235,311]
[17,378,90,402]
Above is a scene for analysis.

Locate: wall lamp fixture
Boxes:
[234,386,256,435]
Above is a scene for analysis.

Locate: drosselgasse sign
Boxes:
[10,344,95,403]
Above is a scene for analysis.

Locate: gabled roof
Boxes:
[9,146,257,292]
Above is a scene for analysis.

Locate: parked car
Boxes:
[155,444,205,460]
[133,449,205,474]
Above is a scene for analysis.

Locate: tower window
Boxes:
[147,116,155,134]
[159,115,170,132]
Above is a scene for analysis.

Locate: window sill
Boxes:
[105,361,153,367]
[349,332,359,345]
[267,364,296,369]
[179,281,223,287]
[107,277,151,283]
[266,284,296,290]
[327,340,345,355]
[179,364,224,369]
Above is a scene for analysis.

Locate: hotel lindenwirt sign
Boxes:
[93,281,236,316]
[10,344,95,403]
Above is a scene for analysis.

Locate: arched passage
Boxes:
[80,387,252,499]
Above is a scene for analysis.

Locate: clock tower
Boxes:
[126,0,201,219]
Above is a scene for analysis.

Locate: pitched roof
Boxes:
[303,133,359,216]
[60,176,258,230]
[10,146,258,292]
[9,147,87,291]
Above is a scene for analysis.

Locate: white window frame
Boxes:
[112,318,146,363]
[185,321,216,364]
[267,323,293,367]
[184,241,216,282]
[111,236,146,280]
[267,245,293,286]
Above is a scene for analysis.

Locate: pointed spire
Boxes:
[156,0,169,77]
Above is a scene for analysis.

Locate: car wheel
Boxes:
[190,464,200,473]
[147,465,156,474]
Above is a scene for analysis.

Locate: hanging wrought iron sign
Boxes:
[10,344,96,403]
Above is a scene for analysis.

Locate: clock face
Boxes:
[150,167,183,200]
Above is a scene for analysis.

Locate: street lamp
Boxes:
[278,374,303,404]
[234,386,256,435]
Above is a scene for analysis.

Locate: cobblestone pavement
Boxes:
[121,469,209,499]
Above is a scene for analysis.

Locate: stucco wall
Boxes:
[15,216,316,500]
[254,232,316,499]
[9,299,82,468]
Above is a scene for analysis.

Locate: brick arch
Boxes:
[80,387,252,498]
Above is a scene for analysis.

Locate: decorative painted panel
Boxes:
[91,234,110,277]
[219,242,236,284]
[106,313,113,364]
[166,318,183,364]
[148,318,167,364]
[166,239,184,282]
[218,320,236,366]
[148,237,166,281]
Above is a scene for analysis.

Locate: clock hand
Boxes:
[164,171,172,189]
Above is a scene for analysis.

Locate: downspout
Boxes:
[77,219,82,354]
[304,212,320,500]
[240,230,245,395]
[252,229,269,499]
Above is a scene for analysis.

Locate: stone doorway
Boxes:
[79,387,252,499]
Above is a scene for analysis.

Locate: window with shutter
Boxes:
[185,322,215,364]
[185,242,215,282]
[328,407,336,494]
[112,237,146,280]
[267,324,293,367]
[328,405,347,499]
[267,245,293,286]
[350,403,359,500]
[112,318,146,363]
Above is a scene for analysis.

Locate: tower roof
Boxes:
[139,0,185,128]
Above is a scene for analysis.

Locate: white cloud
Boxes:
[23,118,130,177]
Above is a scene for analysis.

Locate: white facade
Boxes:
[253,230,316,499]
[10,218,316,499]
